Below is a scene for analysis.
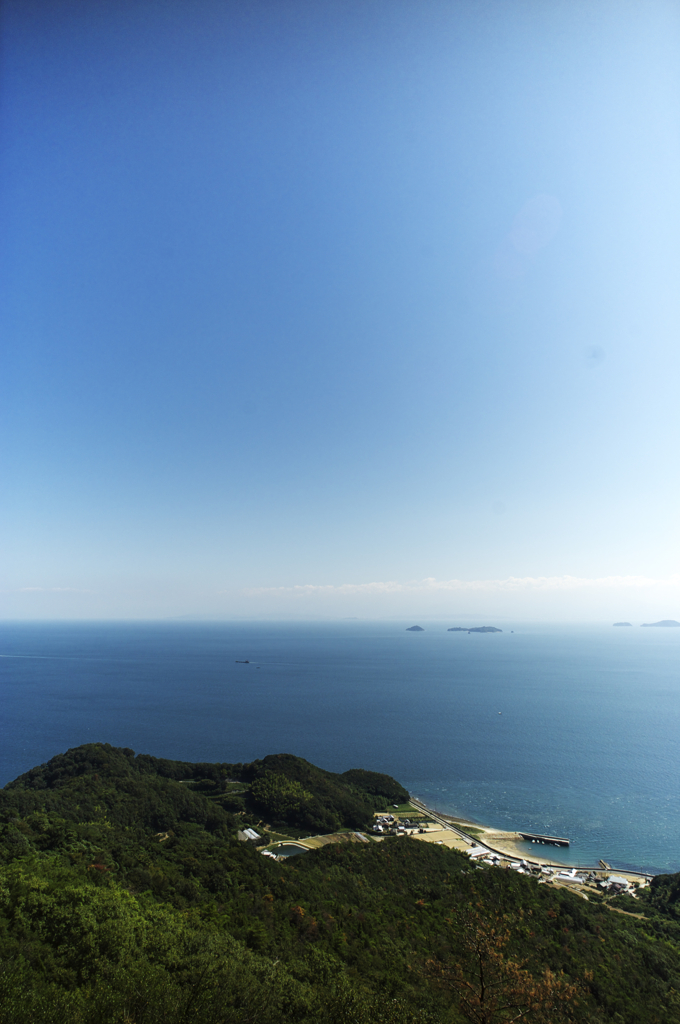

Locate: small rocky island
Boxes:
[406,625,424,631]
[641,620,680,627]
[448,626,502,633]
[613,622,632,627]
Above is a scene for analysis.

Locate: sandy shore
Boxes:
[406,798,653,880]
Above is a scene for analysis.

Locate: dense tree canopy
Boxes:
[1,743,680,1023]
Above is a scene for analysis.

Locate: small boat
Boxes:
[235,660,250,664]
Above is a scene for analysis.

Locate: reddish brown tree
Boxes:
[426,913,578,1024]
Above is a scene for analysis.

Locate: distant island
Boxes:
[448,626,502,633]
[406,625,424,631]
[641,620,680,627]
[613,622,632,627]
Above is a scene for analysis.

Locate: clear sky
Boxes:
[2,0,679,621]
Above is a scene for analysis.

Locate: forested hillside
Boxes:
[2,743,680,1023]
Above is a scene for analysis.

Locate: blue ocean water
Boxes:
[1,621,679,874]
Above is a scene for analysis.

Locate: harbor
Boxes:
[407,798,654,885]
[518,831,570,848]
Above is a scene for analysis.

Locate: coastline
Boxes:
[408,797,655,882]
[259,794,655,888]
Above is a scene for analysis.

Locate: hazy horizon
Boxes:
[2,0,679,621]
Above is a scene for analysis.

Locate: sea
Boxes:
[1,620,679,875]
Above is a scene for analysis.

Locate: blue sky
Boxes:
[2,0,679,620]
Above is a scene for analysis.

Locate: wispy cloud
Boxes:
[246,574,680,597]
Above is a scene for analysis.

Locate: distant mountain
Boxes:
[613,622,632,627]
[641,620,680,627]
[406,625,424,631]
[448,626,502,633]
